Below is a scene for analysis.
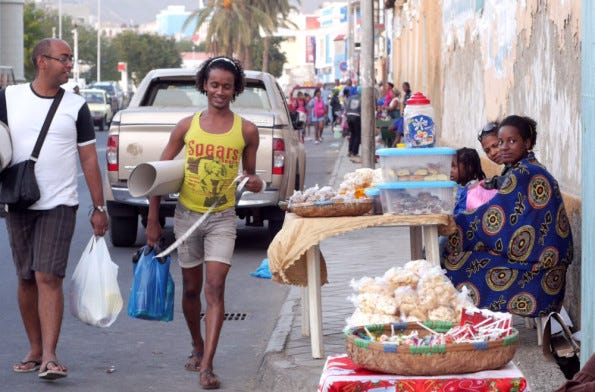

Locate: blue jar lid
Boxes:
[376,147,456,156]
[376,181,457,189]
[364,187,379,196]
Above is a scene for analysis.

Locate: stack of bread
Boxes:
[346,259,476,328]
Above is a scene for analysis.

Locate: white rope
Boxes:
[156,174,249,258]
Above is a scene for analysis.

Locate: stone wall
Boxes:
[389,0,583,325]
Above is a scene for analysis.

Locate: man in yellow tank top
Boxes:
[145,56,261,390]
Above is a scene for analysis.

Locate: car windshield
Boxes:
[92,84,115,94]
[82,92,104,104]
[146,80,271,110]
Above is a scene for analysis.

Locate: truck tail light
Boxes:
[273,137,285,175]
[107,135,119,172]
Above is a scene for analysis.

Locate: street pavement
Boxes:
[258,132,568,391]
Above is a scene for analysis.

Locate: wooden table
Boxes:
[267,213,454,358]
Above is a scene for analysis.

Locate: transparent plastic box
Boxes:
[376,147,455,182]
[377,181,457,215]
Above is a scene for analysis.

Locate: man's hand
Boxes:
[90,210,109,237]
[242,171,265,193]
[145,219,162,248]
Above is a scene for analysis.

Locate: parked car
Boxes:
[89,81,124,112]
[80,88,113,131]
[104,68,306,247]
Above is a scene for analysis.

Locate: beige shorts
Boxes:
[173,203,237,268]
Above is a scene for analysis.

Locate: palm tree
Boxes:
[184,0,273,67]
[256,0,298,73]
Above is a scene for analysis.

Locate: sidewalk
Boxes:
[258,137,567,391]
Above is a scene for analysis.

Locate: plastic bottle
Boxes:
[403,92,435,147]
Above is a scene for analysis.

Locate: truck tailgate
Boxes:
[115,109,275,182]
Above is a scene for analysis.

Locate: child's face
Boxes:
[450,156,461,183]
[481,134,502,164]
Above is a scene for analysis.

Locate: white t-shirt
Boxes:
[4,84,95,209]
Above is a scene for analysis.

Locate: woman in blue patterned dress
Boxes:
[443,115,573,317]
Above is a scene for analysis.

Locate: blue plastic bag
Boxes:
[127,245,174,322]
[250,258,272,279]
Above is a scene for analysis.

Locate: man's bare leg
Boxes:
[14,279,43,371]
[182,265,205,371]
[199,261,230,388]
[35,271,67,374]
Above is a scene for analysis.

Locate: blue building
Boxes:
[156,5,197,39]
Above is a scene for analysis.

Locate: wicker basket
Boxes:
[345,321,519,376]
[289,199,374,218]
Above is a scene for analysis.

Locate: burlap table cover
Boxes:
[267,212,455,286]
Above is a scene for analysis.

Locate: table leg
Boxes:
[301,287,310,336]
[423,225,440,265]
[306,245,324,359]
[409,226,423,260]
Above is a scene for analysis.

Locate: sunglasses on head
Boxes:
[477,122,497,141]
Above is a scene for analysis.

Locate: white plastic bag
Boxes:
[70,236,123,327]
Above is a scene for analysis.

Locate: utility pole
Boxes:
[58,0,62,39]
[347,0,354,81]
[97,0,101,82]
[360,0,375,168]
[72,25,79,83]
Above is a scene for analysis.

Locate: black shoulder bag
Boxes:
[0,88,65,213]
[542,311,581,380]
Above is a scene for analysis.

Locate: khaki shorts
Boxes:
[5,205,77,279]
[173,203,237,268]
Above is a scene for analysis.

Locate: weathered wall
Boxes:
[391,0,583,325]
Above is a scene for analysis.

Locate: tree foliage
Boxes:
[22,1,181,84]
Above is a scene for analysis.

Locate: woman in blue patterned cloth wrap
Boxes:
[443,115,573,318]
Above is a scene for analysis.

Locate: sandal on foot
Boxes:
[184,352,203,372]
[38,361,67,380]
[200,368,221,390]
[13,360,41,373]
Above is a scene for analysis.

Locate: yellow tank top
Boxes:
[178,112,246,213]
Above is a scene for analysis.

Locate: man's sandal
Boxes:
[13,360,41,373]
[38,361,67,380]
[199,368,221,390]
[185,352,203,372]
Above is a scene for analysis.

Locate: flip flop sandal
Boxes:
[38,361,67,380]
[13,360,41,373]
[184,352,203,372]
[200,368,221,390]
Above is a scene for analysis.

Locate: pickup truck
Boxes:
[104,68,306,247]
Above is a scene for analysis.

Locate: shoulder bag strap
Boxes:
[0,89,7,125]
[30,87,65,160]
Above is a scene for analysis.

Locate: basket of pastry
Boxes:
[345,316,518,376]
[287,184,373,217]
[343,259,518,375]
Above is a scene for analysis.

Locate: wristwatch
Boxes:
[93,205,107,213]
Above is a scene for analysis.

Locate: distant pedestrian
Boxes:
[345,87,362,157]
[329,89,342,128]
[307,88,327,144]
[402,81,412,113]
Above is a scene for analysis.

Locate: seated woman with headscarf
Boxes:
[443,115,573,318]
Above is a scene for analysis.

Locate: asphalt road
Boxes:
[0,127,341,391]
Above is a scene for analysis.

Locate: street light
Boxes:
[97,0,101,82]
[72,25,79,83]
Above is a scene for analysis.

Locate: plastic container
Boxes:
[403,92,435,147]
[376,147,455,183]
[364,187,382,215]
[377,181,457,215]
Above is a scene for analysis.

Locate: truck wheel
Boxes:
[110,216,138,247]
[99,116,106,131]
